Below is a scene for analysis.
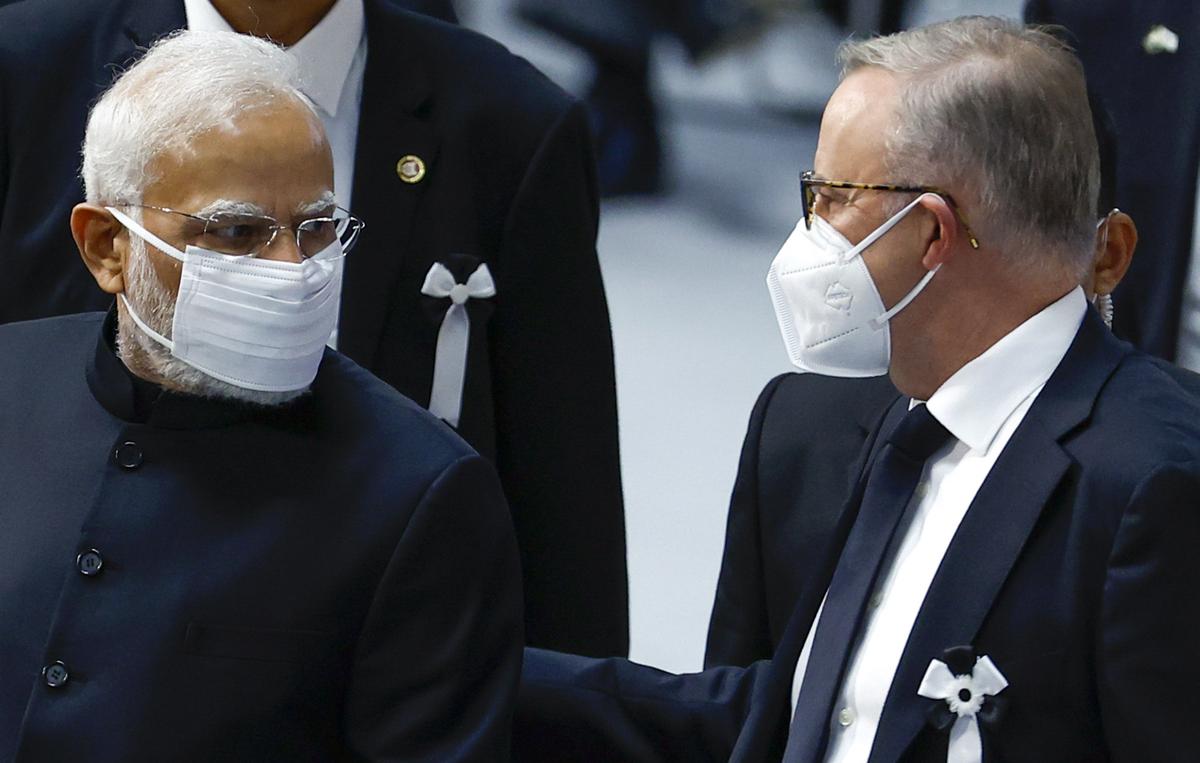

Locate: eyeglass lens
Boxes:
[800,174,815,230]
[199,211,360,259]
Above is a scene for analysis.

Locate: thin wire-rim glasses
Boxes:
[122,203,366,260]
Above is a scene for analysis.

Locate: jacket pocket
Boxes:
[184,622,334,664]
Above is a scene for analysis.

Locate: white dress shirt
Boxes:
[789,287,1088,762]
[1173,165,1200,370]
[183,0,366,207]
[183,0,366,348]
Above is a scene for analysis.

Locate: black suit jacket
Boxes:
[0,0,627,656]
[705,373,900,668]
[0,312,522,761]
[1025,0,1200,361]
[517,310,1200,761]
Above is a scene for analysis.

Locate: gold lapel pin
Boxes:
[1143,25,1179,55]
[396,154,427,184]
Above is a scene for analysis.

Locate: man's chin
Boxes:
[117,322,309,408]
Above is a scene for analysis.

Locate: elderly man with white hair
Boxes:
[514,16,1200,763]
[0,30,522,761]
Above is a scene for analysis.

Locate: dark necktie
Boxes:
[783,403,953,763]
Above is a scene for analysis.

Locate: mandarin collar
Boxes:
[86,306,315,430]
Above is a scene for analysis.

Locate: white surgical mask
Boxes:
[766,194,939,377]
[107,206,343,392]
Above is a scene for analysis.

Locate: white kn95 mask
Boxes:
[765,193,940,377]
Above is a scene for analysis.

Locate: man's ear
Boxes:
[1093,211,1137,297]
[916,194,961,271]
[71,203,126,295]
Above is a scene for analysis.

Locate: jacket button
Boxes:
[43,661,69,688]
[77,549,104,577]
[113,441,144,470]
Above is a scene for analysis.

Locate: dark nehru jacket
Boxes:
[0,311,522,761]
[0,0,627,657]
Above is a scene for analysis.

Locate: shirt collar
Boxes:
[919,287,1088,453]
[183,0,365,117]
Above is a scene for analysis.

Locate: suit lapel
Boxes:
[95,0,186,85]
[867,311,1131,762]
[337,0,440,368]
[732,397,908,762]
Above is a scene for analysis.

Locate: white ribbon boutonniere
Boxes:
[420,262,496,428]
[917,647,1008,763]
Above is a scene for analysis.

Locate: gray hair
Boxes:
[838,16,1099,277]
[82,29,316,204]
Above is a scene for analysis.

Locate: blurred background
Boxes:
[459,0,1024,673]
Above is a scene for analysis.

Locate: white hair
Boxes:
[82,29,317,204]
[838,16,1099,278]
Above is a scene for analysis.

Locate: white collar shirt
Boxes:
[182,0,366,208]
[789,286,1088,762]
[183,0,366,348]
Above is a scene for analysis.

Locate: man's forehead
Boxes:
[814,68,900,179]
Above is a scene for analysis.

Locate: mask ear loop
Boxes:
[106,206,188,262]
[842,192,935,262]
[118,292,176,350]
[857,192,946,330]
[106,206,184,351]
[869,265,941,330]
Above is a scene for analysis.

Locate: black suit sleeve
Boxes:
[1097,459,1200,760]
[490,98,627,657]
[515,648,771,762]
[704,375,789,668]
[343,454,523,761]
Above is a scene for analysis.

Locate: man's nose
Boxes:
[258,229,305,263]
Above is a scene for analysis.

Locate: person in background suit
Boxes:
[703,89,1143,669]
[0,0,627,658]
[1024,0,1200,369]
[0,31,521,759]
[515,17,1200,761]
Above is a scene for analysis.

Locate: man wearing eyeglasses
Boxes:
[0,0,628,662]
[0,30,522,760]
[516,16,1200,762]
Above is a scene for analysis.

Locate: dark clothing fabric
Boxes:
[516,310,1200,762]
[0,312,523,761]
[0,0,627,656]
[704,374,899,669]
[1025,0,1200,361]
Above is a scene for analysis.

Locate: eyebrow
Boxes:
[193,198,268,218]
[296,191,337,216]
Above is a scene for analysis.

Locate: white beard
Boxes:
[116,230,307,407]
